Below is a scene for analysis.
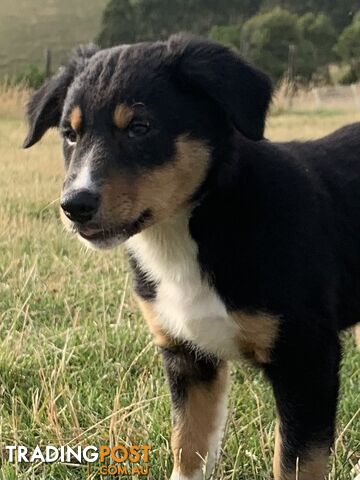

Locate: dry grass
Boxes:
[0,84,29,119]
[0,89,359,479]
[271,78,360,117]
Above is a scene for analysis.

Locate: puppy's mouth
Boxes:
[74,209,152,244]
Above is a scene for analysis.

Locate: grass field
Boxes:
[0,93,359,479]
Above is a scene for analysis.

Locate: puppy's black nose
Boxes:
[60,189,100,223]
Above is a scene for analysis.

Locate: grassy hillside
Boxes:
[0,0,107,76]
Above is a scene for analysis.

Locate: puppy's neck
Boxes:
[126,207,199,283]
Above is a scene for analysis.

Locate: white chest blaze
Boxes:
[127,211,240,358]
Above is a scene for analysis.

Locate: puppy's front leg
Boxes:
[136,297,229,479]
[162,345,229,480]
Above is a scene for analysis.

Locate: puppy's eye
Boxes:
[64,129,77,145]
[128,121,150,138]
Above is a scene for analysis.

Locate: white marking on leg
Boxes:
[205,374,229,476]
[170,469,205,480]
[168,369,230,480]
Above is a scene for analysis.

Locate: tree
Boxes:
[335,11,360,82]
[298,13,337,66]
[97,0,262,47]
[297,12,337,82]
[261,0,360,30]
[241,8,303,81]
[97,0,137,46]
[209,24,243,51]
[96,0,356,84]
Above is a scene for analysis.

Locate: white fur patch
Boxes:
[72,163,92,190]
[72,145,100,191]
[205,372,229,475]
[126,210,239,359]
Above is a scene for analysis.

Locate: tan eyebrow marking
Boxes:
[113,104,134,129]
[70,106,82,133]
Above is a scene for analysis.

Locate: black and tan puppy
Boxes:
[24,36,360,480]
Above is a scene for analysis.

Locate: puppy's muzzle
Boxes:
[60,189,100,224]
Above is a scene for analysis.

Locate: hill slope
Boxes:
[0,0,107,75]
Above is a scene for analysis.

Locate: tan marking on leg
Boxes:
[273,423,329,480]
[354,323,360,348]
[231,311,279,363]
[113,104,134,129]
[99,136,211,229]
[70,106,82,133]
[172,363,228,477]
[135,296,172,348]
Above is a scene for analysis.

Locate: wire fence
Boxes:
[276,82,360,111]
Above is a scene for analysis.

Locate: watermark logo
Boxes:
[5,444,151,477]
[98,445,151,476]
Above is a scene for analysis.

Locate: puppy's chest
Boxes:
[152,265,240,359]
[127,214,278,362]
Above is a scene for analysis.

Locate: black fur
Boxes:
[162,344,221,412]
[128,254,157,301]
[190,125,360,329]
[188,125,360,467]
[168,34,272,140]
[23,44,99,148]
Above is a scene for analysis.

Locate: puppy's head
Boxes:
[24,35,272,250]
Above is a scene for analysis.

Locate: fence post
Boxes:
[287,44,296,109]
[288,44,295,83]
[351,84,360,109]
[312,88,321,109]
[44,49,52,78]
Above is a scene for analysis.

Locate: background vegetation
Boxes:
[1,0,360,86]
[97,0,360,84]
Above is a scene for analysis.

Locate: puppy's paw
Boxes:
[169,469,207,480]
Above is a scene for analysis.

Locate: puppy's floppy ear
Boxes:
[168,35,272,141]
[23,44,99,148]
